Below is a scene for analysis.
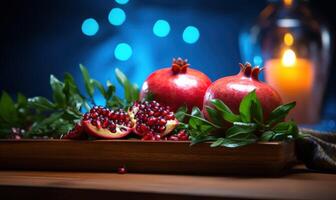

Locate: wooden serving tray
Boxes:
[0,140,296,175]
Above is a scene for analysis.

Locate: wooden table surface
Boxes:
[0,166,335,200]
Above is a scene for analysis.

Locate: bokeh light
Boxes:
[115,0,129,5]
[108,8,126,26]
[253,55,263,66]
[114,43,133,61]
[153,19,170,37]
[182,26,200,44]
[81,18,99,36]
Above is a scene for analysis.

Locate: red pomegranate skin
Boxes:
[140,58,212,111]
[203,63,282,121]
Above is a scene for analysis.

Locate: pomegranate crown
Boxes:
[239,62,263,80]
[171,57,190,74]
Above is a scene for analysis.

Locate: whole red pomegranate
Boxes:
[140,58,212,111]
[203,62,282,122]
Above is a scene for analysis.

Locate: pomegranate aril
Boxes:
[147,117,157,126]
[117,167,127,174]
[158,126,166,133]
[91,120,97,126]
[91,112,98,119]
[158,118,166,126]
[102,120,109,128]
[161,110,168,116]
[168,135,179,141]
[142,133,154,140]
[166,112,175,120]
[96,120,102,129]
[154,134,161,140]
[135,125,142,133]
[107,111,113,120]
[83,113,90,120]
[140,124,149,133]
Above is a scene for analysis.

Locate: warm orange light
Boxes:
[265,47,314,123]
[283,0,293,6]
[281,49,296,67]
[284,33,294,46]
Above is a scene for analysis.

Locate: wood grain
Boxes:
[0,140,296,175]
[0,166,335,200]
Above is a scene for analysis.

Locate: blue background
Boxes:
[0,0,335,131]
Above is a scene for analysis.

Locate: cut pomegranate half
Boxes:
[81,106,133,139]
[82,120,131,139]
[128,101,178,137]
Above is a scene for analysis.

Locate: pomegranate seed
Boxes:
[158,118,166,126]
[158,126,166,133]
[117,167,127,174]
[140,124,149,133]
[101,119,108,128]
[168,135,179,141]
[136,125,142,133]
[166,112,175,120]
[91,112,98,119]
[83,113,90,120]
[96,120,102,129]
[154,134,161,140]
[91,120,97,126]
[161,110,168,116]
[147,117,157,126]
[109,123,116,130]
[176,130,189,141]
[142,133,154,140]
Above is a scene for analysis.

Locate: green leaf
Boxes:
[17,93,27,107]
[205,106,222,126]
[210,138,225,147]
[190,134,216,145]
[232,121,257,128]
[105,80,116,100]
[175,106,187,122]
[200,124,215,133]
[131,83,139,101]
[115,68,131,102]
[92,79,106,98]
[63,73,83,98]
[28,97,55,110]
[79,64,95,98]
[188,107,203,129]
[187,107,220,129]
[270,121,299,141]
[191,107,203,117]
[219,138,256,148]
[50,75,66,107]
[143,91,155,101]
[260,131,275,141]
[267,102,296,125]
[251,96,263,123]
[29,112,64,134]
[63,73,85,110]
[239,90,256,122]
[225,125,256,139]
[115,68,139,104]
[210,99,240,123]
[0,91,18,124]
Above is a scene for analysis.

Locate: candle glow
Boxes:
[265,33,315,123]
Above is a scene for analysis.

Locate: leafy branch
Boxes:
[176,90,298,148]
[0,65,139,139]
